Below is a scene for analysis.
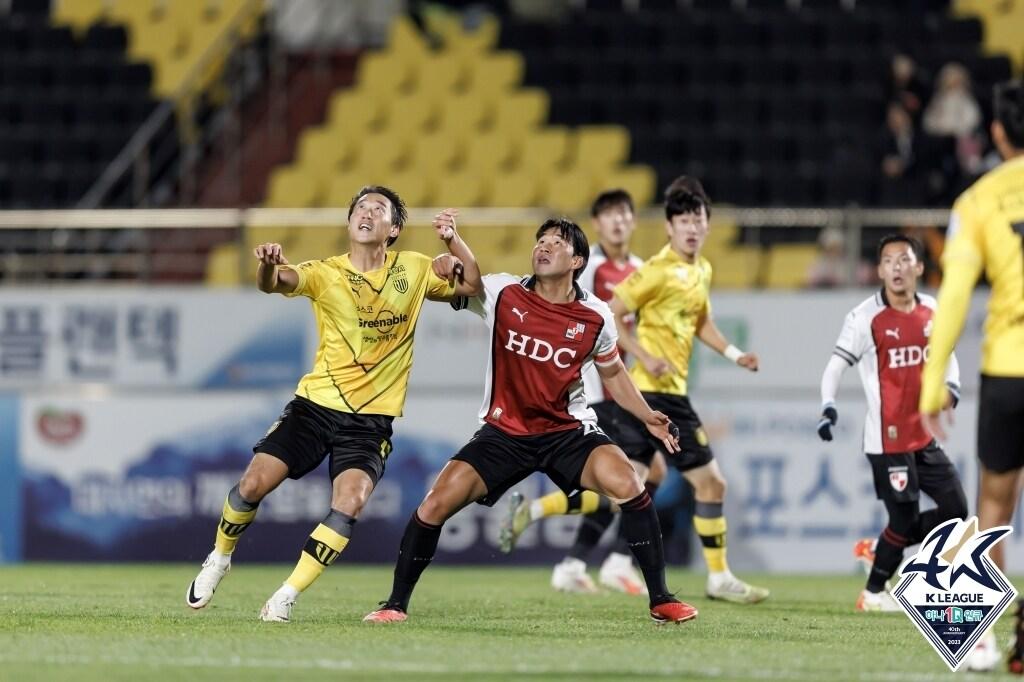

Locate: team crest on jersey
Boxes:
[893,517,1016,671]
[889,466,909,492]
[565,322,586,341]
[924,319,933,338]
[393,275,408,293]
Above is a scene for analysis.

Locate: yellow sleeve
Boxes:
[920,200,985,412]
[413,252,456,300]
[281,260,328,300]
[613,263,663,312]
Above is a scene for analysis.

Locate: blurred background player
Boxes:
[498,189,668,596]
[186,187,480,622]
[364,218,696,625]
[817,234,966,613]
[920,79,1024,674]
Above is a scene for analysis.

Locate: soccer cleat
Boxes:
[965,627,1001,672]
[706,572,770,604]
[185,552,230,609]
[259,587,297,623]
[363,603,408,623]
[598,552,648,596]
[853,538,876,576]
[650,599,699,624]
[1009,599,1024,675]
[498,491,531,554]
[550,557,599,594]
[854,589,900,612]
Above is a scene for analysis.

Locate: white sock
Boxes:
[210,549,231,568]
[529,499,546,521]
[278,583,299,600]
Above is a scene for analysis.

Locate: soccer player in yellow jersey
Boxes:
[609,176,769,604]
[185,185,481,622]
[919,82,1024,672]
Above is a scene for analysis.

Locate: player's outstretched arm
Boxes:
[432,208,481,297]
[696,313,758,371]
[817,355,847,442]
[609,296,673,377]
[598,358,680,454]
[254,242,298,295]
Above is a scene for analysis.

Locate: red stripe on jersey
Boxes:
[870,304,934,453]
[595,347,619,365]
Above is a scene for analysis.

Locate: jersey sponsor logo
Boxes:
[511,307,528,323]
[359,311,410,335]
[490,407,503,420]
[888,345,929,368]
[564,322,585,341]
[893,516,1016,671]
[505,330,578,369]
[889,466,909,491]
[885,328,901,340]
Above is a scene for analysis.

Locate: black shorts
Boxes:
[253,396,393,484]
[867,441,961,504]
[452,423,615,506]
[591,400,656,467]
[621,393,713,472]
[978,374,1024,474]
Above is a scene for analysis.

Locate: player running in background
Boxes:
[498,189,668,596]
[817,234,967,612]
[363,218,697,625]
[185,187,480,622]
[919,80,1024,673]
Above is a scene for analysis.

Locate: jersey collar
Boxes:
[878,287,920,308]
[523,275,586,301]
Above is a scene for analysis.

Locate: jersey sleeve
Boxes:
[833,308,868,365]
[591,301,620,367]
[281,260,330,300]
[414,252,457,300]
[451,273,520,320]
[613,263,663,312]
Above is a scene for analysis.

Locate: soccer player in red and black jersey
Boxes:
[363,218,697,625]
[817,234,967,611]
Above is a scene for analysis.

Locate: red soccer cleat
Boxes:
[363,605,408,623]
[650,600,699,625]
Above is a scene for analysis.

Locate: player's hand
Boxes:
[254,243,288,266]
[643,411,680,454]
[921,409,953,443]
[433,208,459,243]
[640,353,673,378]
[432,253,465,285]
[817,404,838,442]
[738,352,759,372]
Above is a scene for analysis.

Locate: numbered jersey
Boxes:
[833,290,959,454]
[453,273,620,436]
[577,245,644,404]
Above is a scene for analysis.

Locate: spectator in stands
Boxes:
[880,101,920,182]
[807,227,873,288]
[923,62,983,176]
[887,53,930,124]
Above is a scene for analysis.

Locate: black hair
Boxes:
[994,80,1024,149]
[348,185,408,246]
[535,217,590,281]
[664,175,712,220]
[876,233,923,262]
[590,188,634,217]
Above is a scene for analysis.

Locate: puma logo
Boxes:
[512,307,528,323]
[885,328,900,340]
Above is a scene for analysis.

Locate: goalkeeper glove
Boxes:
[817,403,838,442]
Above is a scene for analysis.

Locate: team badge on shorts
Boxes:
[694,427,709,447]
[889,466,909,492]
[892,516,1016,671]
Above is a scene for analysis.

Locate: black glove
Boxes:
[817,404,838,442]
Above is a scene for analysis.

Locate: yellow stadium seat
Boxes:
[462,132,515,175]
[246,225,298,252]
[325,172,374,208]
[435,93,491,139]
[327,90,386,133]
[265,166,321,207]
[352,131,414,175]
[487,170,543,206]
[385,170,433,207]
[383,91,439,136]
[410,53,468,98]
[408,132,463,173]
[295,126,356,181]
[763,244,820,289]
[600,166,657,207]
[491,89,550,138]
[467,52,524,98]
[356,52,415,95]
[514,127,570,174]
[541,170,598,212]
[53,0,105,32]
[386,16,431,63]
[706,246,763,289]
[434,171,488,207]
[289,227,346,264]
[571,126,631,171]
[205,243,242,286]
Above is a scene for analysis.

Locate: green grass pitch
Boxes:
[0,564,1019,681]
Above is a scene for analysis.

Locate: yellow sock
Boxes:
[214,490,258,555]
[284,523,350,593]
[535,491,569,519]
[570,490,603,515]
[693,515,729,573]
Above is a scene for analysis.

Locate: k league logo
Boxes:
[893,516,1016,671]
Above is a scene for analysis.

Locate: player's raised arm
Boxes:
[597,358,680,454]
[609,295,673,377]
[254,242,298,295]
[432,208,481,297]
[696,311,758,372]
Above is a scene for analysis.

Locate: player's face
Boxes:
[592,203,635,248]
[666,207,709,259]
[532,228,582,279]
[877,242,923,295]
[348,193,397,246]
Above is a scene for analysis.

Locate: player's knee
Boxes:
[417,494,455,526]
[331,486,371,517]
[941,488,969,521]
[237,472,268,503]
[607,473,644,503]
[698,475,726,500]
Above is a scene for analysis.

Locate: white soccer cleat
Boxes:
[185,552,230,609]
[550,557,599,594]
[965,628,1001,672]
[854,588,900,612]
[598,552,648,596]
[706,572,770,604]
[259,586,297,623]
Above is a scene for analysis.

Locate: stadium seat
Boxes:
[763,244,820,288]
[266,166,321,208]
[515,128,570,173]
[488,169,543,206]
[571,125,630,172]
[434,170,488,207]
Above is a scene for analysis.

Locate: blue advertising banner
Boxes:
[0,393,20,562]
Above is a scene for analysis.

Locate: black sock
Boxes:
[619,490,671,606]
[867,527,908,593]
[386,512,442,612]
[568,509,615,561]
[610,481,660,556]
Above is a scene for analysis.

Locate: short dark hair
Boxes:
[664,175,712,220]
[348,185,408,246]
[876,233,923,262]
[994,80,1024,149]
[536,217,590,281]
[590,189,634,217]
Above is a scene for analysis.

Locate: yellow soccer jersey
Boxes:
[280,250,455,416]
[613,244,712,396]
[921,155,1024,411]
